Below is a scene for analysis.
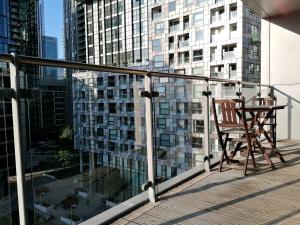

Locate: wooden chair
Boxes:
[252,96,277,145]
[212,98,258,175]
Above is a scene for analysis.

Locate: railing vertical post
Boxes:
[9,54,28,225]
[203,79,211,172]
[144,73,156,203]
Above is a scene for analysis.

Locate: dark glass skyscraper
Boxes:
[0,0,41,224]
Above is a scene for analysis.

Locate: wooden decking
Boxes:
[113,141,300,225]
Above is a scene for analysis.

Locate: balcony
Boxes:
[223,51,236,60]
[211,14,224,23]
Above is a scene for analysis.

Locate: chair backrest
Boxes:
[212,97,250,143]
[212,98,243,129]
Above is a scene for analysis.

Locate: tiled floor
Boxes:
[113,141,300,225]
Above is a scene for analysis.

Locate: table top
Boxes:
[235,104,287,111]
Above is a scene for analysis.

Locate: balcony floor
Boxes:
[113,140,300,225]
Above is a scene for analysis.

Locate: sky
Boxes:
[44,0,64,59]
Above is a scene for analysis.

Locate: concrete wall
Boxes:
[261,11,300,140]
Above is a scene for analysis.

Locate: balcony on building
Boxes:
[178,33,189,48]
[210,65,225,78]
[178,51,190,64]
[211,6,225,23]
[230,3,237,19]
[211,26,224,42]
[169,18,180,33]
[152,6,162,20]
[222,43,237,60]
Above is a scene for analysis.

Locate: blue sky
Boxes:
[44,0,64,59]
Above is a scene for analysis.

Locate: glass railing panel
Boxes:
[20,65,148,225]
[152,76,206,181]
[241,84,259,105]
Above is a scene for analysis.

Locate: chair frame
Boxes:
[212,97,256,175]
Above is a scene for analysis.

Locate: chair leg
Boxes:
[243,145,250,176]
[250,140,256,168]
[255,138,275,169]
[219,150,225,172]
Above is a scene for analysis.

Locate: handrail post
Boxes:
[144,72,156,203]
[203,79,211,172]
[9,53,28,225]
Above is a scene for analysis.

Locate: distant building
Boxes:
[42,35,59,79]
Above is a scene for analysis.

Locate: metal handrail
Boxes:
[0,53,269,87]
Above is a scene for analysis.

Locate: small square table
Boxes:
[235,104,286,169]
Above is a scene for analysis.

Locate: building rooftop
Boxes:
[113,140,300,225]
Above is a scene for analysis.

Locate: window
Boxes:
[176,136,186,146]
[193,85,202,98]
[169,1,176,12]
[108,116,115,125]
[192,137,202,148]
[108,142,116,151]
[193,50,203,61]
[108,103,116,113]
[169,36,175,49]
[154,55,164,67]
[183,16,189,30]
[185,0,193,6]
[155,22,164,34]
[159,102,169,115]
[175,86,185,97]
[152,39,161,51]
[126,103,134,112]
[107,89,114,99]
[195,30,204,41]
[157,86,166,97]
[157,118,167,129]
[98,128,104,136]
[98,103,104,111]
[178,119,188,129]
[97,116,103,124]
[98,141,104,149]
[160,134,170,147]
[192,102,202,114]
[177,103,188,114]
[108,76,115,87]
[169,53,174,65]
[127,131,135,140]
[109,129,118,140]
[119,89,127,98]
[193,12,203,25]
[248,63,255,74]
[97,90,104,98]
[193,120,204,133]
[97,77,103,86]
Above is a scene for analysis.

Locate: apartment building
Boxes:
[66,0,261,203]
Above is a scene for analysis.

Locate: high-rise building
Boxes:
[42,35,59,79]
[65,0,261,203]
[0,0,43,223]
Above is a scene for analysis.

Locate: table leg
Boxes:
[254,137,275,169]
[263,129,285,163]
